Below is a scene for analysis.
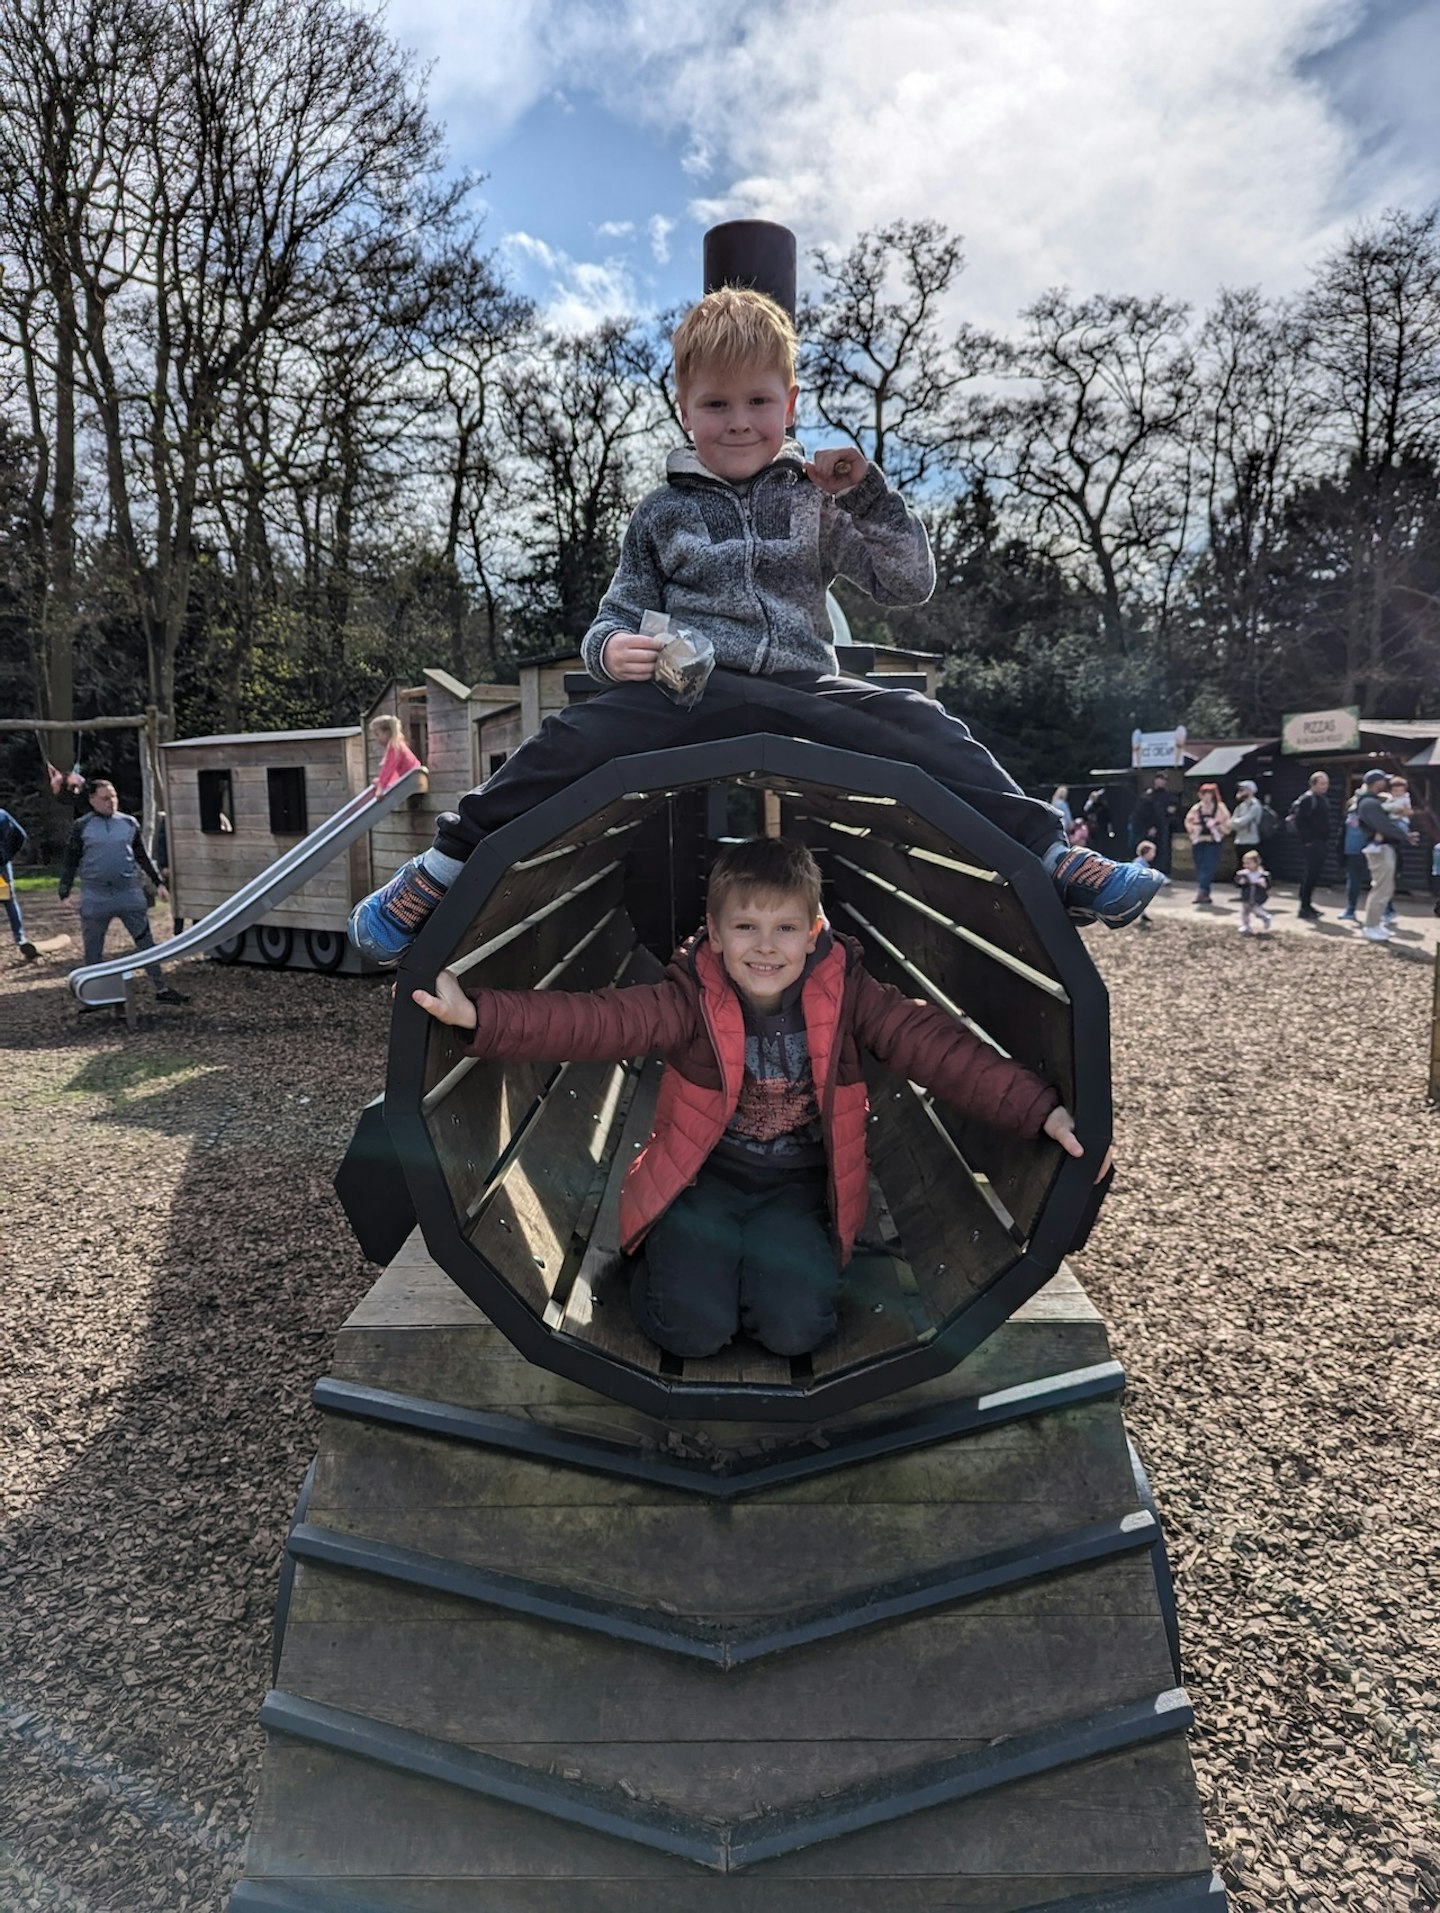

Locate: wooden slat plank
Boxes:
[242,1737,1210,1881]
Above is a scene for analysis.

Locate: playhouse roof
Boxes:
[163,727,361,749]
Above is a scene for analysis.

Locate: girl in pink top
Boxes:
[370,714,423,794]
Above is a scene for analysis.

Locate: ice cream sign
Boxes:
[1281,706,1361,754]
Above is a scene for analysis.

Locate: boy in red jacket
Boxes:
[414,838,1105,1361]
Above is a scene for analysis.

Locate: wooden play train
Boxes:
[231,727,1226,1912]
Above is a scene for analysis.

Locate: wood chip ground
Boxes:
[1,894,1437,1910]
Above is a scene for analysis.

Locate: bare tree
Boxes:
[970,290,1197,655]
[799,218,973,489]
[0,0,163,728]
[427,248,533,676]
[1298,206,1440,706]
[499,321,668,651]
[1189,287,1323,717]
[1305,205,1440,470]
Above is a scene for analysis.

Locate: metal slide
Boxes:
[67,765,425,1005]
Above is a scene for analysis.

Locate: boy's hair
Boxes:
[1134,839,1156,861]
[672,287,797,397]
[1241,849,1262,864]
[707,837,822,924]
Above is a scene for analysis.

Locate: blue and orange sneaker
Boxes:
[1043,845,1165,928]
[348,858,449,965]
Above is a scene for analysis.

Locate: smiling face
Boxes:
[707,887,821,1014]
[678,361,798,483]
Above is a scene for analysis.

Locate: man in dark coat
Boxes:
[1130,774,1179,876]
[1290,770,1332,921]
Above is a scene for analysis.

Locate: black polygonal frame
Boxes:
[382,733,1112,1423]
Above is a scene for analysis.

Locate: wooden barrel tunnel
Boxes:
[381,732,1114,1422]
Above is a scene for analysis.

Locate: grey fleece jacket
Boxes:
[580,442,935,684]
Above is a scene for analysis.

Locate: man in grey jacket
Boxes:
[59,781,188,1002]
[1355,767,1417,943]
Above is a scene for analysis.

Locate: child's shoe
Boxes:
[1043,845,1166,928]
[348,858,449,965]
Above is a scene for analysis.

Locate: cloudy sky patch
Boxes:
[402,0,1438,330]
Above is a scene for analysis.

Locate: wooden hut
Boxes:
[233,725,1225,1910]
[163,727,374,971]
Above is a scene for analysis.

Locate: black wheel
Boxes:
[212,933,245,964]
[257,923,294,967]
[305,928,347,973]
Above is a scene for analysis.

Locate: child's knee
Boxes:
[743,1288,837,1358]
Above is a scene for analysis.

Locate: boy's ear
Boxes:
[705,912,721,948]
[806,914,822,951]
[786,383,799,428]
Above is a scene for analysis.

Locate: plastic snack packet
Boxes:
[641,610,715,709]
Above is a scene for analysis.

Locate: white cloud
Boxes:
[648,213,676,264]
[387,0,1434,325]
[501,230,639,332]
[596,219,635,240]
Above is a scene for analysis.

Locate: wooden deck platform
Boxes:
[233,1237,1223,1911]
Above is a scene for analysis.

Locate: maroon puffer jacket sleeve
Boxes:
[850,970,1060,1135]
[457,979,699,1064]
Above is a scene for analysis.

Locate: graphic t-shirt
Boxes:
[710,942,828,1176]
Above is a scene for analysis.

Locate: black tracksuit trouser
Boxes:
[432,670,1066,864]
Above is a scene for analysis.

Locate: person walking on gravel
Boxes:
[0,808,38,961]
[1354,768,1417,944]
[1184,783,1230,905]
[1131,774,1179,876]
[58,781,188,1003]
[1288,771,1331,922]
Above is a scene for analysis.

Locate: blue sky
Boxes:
[384,0,1440,331]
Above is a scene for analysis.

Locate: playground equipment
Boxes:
[235,740,1224,1910]
[66,765,424,1007]
[231,222,1224,1908]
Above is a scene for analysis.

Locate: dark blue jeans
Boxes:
[1344,852,1371,915]
[1192,839,1221,898]
[436,670,1068,863]
[631,1161,838,1359]
[1,861,24,945]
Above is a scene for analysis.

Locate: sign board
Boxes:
[1131,727,1187,769]
[1281,706,1360,755]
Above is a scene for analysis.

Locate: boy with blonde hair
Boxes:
[413,837,1101,1359]
[352,288,1161,962]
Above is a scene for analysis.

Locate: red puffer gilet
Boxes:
[457,931,1060,1264]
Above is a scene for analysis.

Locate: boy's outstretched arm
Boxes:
[412,968,696,1065]
[852,970,1113,1180]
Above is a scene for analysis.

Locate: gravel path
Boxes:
[1,893,1437,1910]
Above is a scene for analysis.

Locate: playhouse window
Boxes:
[266,766,308,836]
[198,770,235,834]
[489,752,508,776]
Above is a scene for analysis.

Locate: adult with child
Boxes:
[58,780,188,1004]
[349,286,1162,964]
[412,838,1108,1361]
[0,808,39,961]
[1183,783,1230,905]
[1354,766,1418,944]
[1288,770,1331,922]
